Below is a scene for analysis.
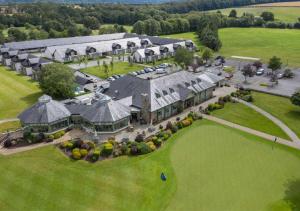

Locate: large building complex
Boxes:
[18,70,221,135]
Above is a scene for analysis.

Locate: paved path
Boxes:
[0,118,19,124]
[234,98,300,143]
[204,115,300,150]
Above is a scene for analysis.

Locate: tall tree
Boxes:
[241,64,253,83]
[291,91,300,106]
[229,9,237,18]
[83,16,100,30]
[261,11,275,22]
[198,26,222,51]
[202,48,213,63]
[103,61,109,78]
[174,48,193,69]
[39,63,75,99]
[268,56,282,73]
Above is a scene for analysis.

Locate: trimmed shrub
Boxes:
[152,138,162,147]
[101,143,113,156]
[86,141,96,149]
[138,142,152,154]
[120,144,129,155]
[181,119,191,127]
[176,121,183,129]
[135,133,144,142]
[165,121,173,130]
[242,95,253,102]
[48,135,54,140]
[171,125,178,133]
[80,149,88,157]
[91,148,101,161]
[147,141,156,151]
[130,142,139,155]
[72,139,84,148]
[72,148,81,160]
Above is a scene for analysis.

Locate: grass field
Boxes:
[0,66,42,120]
[252,91,300,139]
[219,28,300,67]
[254,1,300,7]
[212,7,300,23]
[81,62,144,78]
[211,102,290,139]
[0,121,21,133]
[1,120,300,210]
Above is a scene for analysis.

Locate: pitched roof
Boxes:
[18,95,71,124]
[3,33,127,50]
[105,70,215,112]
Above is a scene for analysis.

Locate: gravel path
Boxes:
[234,98,300,143]
[204,114,300,150]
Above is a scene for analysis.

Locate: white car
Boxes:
[256,68,264,76]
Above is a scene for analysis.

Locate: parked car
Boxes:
[277,73,284,79]
[130,72,137,76]
[205,63,212,68]
[256,68,264,76]
[107,77,115,81]
[215,61,222,66]
[112,75,120,79]
[144,67,152,73]
[156,68,166,74]
[159,63,169,68]
[225,73,233,79]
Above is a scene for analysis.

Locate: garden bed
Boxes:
[59,111,203,163]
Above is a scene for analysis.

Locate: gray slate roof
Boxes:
[3,33,126,51]
[66,94,131,123]
[18,95,71,124]
[105,71,215,112]
[125,33,182,45]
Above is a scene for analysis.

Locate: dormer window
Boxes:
[185,82,190,87]
[169,88,175,93]
[162,90,168,96]
[155,93,161,98]
[191,80,196,85]
[197,78,201,83]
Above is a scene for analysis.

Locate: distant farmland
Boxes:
[253,1,300,7]
[211,6,300,22]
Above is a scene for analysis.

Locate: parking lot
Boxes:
[206,58,300,97]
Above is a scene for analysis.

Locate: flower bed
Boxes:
[58,111,203,163]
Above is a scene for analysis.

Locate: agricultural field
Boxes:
[1,120,300,210]
[211,101,290,140]
[254,1,300,7]
[212,7,300,23]
[252,91,300,139]
[0,66,42,120]
[81,61,144,79]
[219,28,300,67]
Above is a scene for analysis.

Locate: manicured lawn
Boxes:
[210,7,300,23]
[0,66,42,120]
[211,102,290,140]
[81,62,144,79]
[252,91,300,138]
[161,32,202,49]
[167,121,300,210]
[0,121,21,133]
[1,120,300,210]
[219,28,300,67]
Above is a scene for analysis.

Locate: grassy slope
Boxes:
[0,142,175,210]
[167,121,300,211]
[1,120,300,210]
[219,28,300,67]
[211,102,290,140]
[212,7,300,23]
[0,66,42,119]
[252,92,300,139]
[164,28,300,67]
[0,121,21,133]
[81,62,144,79]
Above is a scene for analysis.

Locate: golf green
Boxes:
[0,120,300,210]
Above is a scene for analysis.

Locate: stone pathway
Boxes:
[204,114,300,150]
[0,118,19,124]
[234,98,300,143]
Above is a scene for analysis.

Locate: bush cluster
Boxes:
[231,89,254,102]
[51,130,65,140]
